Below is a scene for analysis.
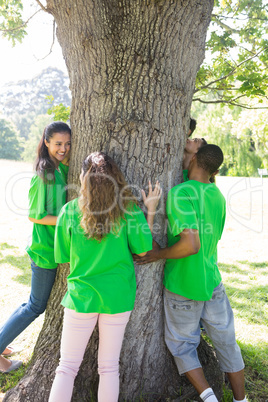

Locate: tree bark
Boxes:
[4,1,224,401]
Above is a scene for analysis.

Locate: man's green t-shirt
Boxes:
[55,199,153,314]
[164,180,226,301]
[26,163,69,269]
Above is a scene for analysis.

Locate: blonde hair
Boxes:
[78,152,136,241]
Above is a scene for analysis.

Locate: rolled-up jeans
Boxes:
[164,282,244,375]
[0,259,57,354]
[49,308,131,402]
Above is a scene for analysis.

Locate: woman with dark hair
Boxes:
[49,152,161,402]
[0,121,71,373]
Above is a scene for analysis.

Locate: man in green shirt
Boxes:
[135,145,246,402]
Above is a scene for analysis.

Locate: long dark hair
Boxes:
[34,121,71,181]
[79,152,137,241]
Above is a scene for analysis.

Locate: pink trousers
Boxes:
[49,308,131,402]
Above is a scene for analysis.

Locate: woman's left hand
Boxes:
[141,180,162,213]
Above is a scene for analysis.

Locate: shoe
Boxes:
[2,346,22,357]
[0,360,23,373]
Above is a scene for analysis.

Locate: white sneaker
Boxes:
[0,360,22,373]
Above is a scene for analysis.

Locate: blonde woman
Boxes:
[49,152,161,402]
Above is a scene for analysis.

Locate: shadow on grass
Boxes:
[238,260,268,269]
[0,243,18,251]
[219,261,268,276]
[0,242,30,286]
[219,261,268,326]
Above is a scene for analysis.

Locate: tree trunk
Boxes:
[4,1,224,401]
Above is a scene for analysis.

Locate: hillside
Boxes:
[0,67,71,117]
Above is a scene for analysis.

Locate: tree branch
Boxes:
[195,47,268,93]
[211,14,240,34]
[34,19,56,60]
[0,9,41,33]
[192,97,268,110]
[35,0,48,12]
[212,13,268,22]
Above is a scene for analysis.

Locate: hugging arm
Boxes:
[134,229,200,264]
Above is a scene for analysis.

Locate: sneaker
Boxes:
[0,360,22,373]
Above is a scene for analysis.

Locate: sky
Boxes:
[0,2,67,88]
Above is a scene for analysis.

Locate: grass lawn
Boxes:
[218,260,268,401]
[0,160,267,401]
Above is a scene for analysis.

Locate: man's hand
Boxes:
[133,240,162,265]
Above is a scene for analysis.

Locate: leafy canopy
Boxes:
[194,0,268,108]
[0,0,26,45]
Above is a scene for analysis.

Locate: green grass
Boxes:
[219,261,268,402]
[0,243,33,396]
[0,363,29,394]
[0,242,30,286]
[1,254,31,286]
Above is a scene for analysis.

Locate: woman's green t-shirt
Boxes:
[26,163,69,269]
[55,199,153,314]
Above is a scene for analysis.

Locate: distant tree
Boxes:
[22,114,52,162]
[231,108,268,168]
[0,119,23,160]
[191,102,263,176]
[12,112,37,140]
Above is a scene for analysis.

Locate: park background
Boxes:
[0,1,268,401]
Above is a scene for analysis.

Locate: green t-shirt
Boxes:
[26,163,69,269]
[55,199,153,314]
[183,169,189,182]
[163,180,226,301]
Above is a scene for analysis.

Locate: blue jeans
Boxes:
[0,260,57,354]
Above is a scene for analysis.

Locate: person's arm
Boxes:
[134,229,200,264]
[28,175,58,226]
[137,251,147,257]
[28,215,57,225]
[141,180,162,233]
[126,203,153,258]
[54,205,71,263]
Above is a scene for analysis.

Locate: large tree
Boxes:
[3,1,226,401]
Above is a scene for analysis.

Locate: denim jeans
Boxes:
[164,282,244,374]
[0,260,57,354]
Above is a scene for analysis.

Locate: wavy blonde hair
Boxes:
[78,152,137,241]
